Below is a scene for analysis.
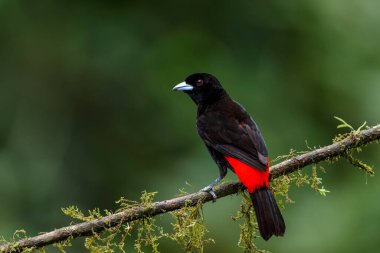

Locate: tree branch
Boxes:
[1,125,380,252]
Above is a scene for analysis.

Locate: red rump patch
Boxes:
[225,156,269,193]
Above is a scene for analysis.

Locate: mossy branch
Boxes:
[270,124,379,179]
[1,124,379,253]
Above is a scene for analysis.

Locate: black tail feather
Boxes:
[250,188,285,241]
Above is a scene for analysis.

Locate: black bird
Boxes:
[172,73,285,240]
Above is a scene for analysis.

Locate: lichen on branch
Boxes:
[0,122,379,253]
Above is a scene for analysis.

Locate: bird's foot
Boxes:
[201,186,217,201]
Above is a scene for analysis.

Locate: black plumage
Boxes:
[173,73,285,240]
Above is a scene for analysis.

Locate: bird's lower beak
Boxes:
[172,82,194,91]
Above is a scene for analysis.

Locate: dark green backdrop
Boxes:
[0,0,379,252]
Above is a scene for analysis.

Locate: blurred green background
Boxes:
[0,0,379,252]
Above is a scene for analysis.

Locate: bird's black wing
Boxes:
[197,101,268,171]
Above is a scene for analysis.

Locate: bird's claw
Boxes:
[201,186,217,201]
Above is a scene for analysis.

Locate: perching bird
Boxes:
[172,73,285,240]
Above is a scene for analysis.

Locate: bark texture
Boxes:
[1,125,379,252]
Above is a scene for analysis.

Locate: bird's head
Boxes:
[172,73,225,105]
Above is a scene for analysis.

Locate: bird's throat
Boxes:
[196,91,229,116]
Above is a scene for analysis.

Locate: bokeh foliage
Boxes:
[0,0,379,252]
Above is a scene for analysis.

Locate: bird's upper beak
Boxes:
[172,82,194,91]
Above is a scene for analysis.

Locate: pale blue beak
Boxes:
[172,82,194,91]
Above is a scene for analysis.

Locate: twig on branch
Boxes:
[1,125,379,252]
[270,125,380,179]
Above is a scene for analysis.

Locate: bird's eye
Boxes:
[196,79,204,87]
